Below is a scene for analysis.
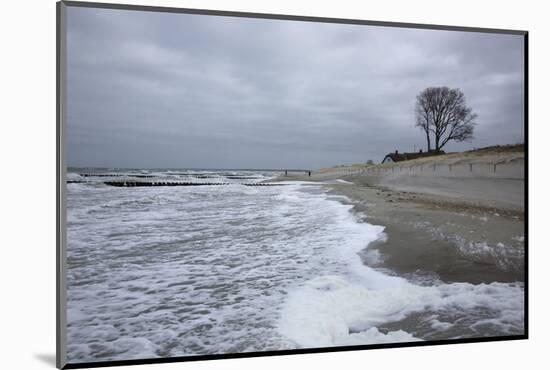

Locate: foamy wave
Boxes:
[67,175,524,362]
[278,275,424,347]
[67,172,83,181]
[277,187,524,347]
[454,237,524,272]
[278,274,524,347]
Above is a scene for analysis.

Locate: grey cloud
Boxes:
[67,7,524,169]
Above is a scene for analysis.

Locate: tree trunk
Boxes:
[426,130,431,152]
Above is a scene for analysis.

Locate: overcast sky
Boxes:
[67,7,525,169]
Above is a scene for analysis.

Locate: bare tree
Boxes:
[415,87,477,152]
[415,89,433,152]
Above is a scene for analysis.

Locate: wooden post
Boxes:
[469,163,473,172]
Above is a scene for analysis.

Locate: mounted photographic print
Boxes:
[56,1,527,368]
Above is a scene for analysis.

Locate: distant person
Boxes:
[308,171,311,177]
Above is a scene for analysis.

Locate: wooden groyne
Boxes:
[225,176,263,180]
[80,173,155,178]
[80,174,263,180]
[102,181,288,188]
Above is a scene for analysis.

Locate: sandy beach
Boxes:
[274,151,525,285]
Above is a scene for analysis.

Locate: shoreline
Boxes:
[275,173,525,284]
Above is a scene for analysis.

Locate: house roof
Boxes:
[382,150,444,163]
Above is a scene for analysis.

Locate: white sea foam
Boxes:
[67,172,83,181]
[274,179,524,347]
[453,237,524,272]
[278,276,523,347]
[66,170,524,363]
[67,175,359,361]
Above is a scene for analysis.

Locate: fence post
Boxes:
[494,164,497,173]
[469,163,473,172]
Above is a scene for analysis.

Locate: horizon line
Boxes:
[68,166,314,172]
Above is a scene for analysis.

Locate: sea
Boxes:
[65,168,524,363]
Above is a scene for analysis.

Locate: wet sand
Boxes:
[274,173,525,284]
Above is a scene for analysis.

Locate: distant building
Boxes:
[381,149,444,164]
